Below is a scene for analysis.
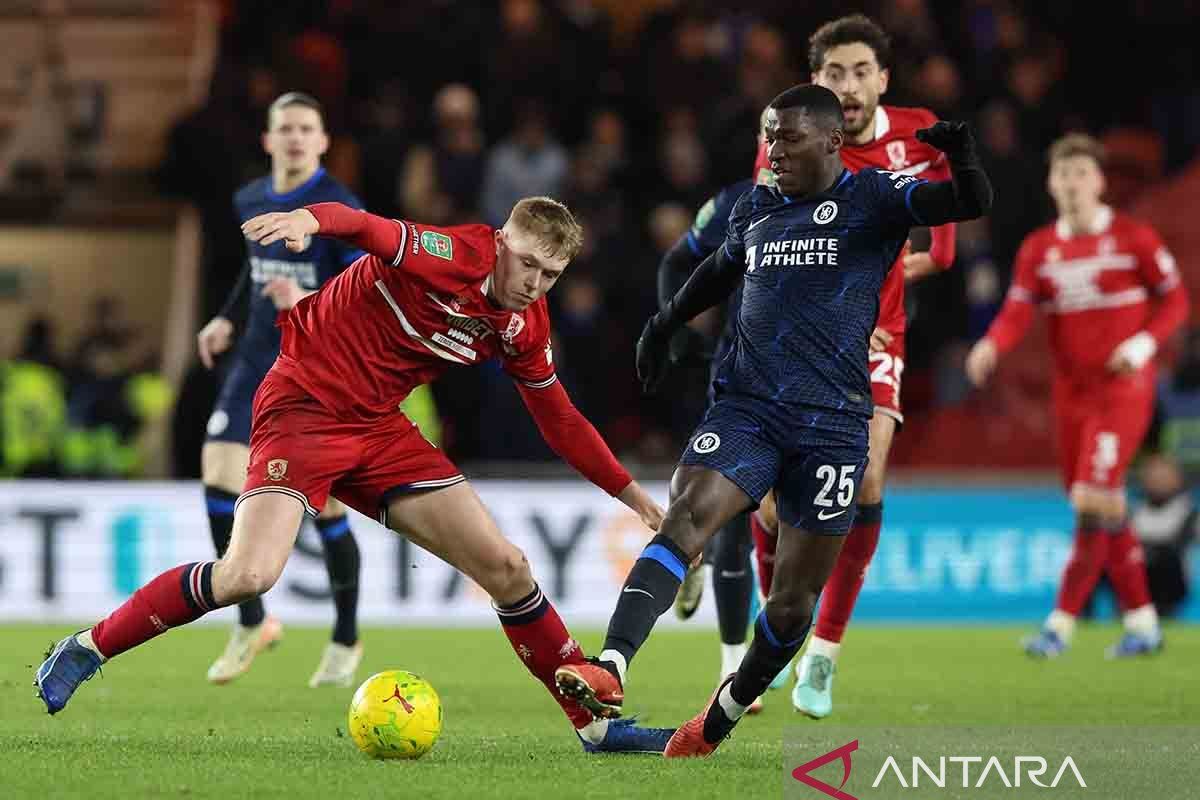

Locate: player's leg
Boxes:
[673,536,712,620]
[308,496,364,687]
[794,408,896,718]
[201,439,284,683]
[667,513,851,757]
[36,491,308,713]
[1092,385,1161,657]
[749,491,778,599]
[708,512,761,709]
[380,480,672,752]
[1026,389,1103,657]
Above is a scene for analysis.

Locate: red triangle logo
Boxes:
[791,739,859,800]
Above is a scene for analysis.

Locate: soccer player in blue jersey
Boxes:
[661,175,790,712]
[194,92,366,687]
[556,84,992,756]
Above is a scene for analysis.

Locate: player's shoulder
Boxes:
[312,170,362,208]
[405,220,496,280]
[1020,222,1060,253]
[730,183,784,222]
[714,178,755,211]
[881,105,939,136]
[1110,210,1161,243]
[234,176,271,208]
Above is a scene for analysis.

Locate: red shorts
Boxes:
[869,334,905,424]
[1053,372,1154,492]
[239,371,463,522]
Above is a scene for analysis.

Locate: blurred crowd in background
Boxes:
[3,0,1200,486]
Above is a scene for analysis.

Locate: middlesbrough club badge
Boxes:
[266,458,289,481]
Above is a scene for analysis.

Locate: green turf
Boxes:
[3,623,1197,799]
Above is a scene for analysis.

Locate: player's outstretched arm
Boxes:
[638,245,742,393]
[908,122,994,225]
[242,202,404,263]
[515,380,664,530]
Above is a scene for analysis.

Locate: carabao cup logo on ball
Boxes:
[692,432,721,454]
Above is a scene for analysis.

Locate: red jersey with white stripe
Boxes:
[753,105,956,337]
[988,206,1186,382]
[274,220,555,420]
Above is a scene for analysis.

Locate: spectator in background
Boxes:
[704,22,793,186]
[653,108,710,212]
[908,53,963,120]
[482,0,576,134]
[401,84,485,225]
[479,99,568,227]
[644,13,732,120]
[976,100,1048,276]
[1129,455,1194,617]
[356,79,413,219]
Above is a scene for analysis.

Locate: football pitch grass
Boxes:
[2,624,1197,799]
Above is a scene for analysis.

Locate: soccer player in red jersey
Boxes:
[967,133,1188,659]
[746,15,961,718]
[36,197,676,753]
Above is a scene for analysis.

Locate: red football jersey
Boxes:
[274,220,556,420]
[753,105,954,336]
[988,206,1185,381]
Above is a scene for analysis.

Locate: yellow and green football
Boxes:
[347,670,442,759]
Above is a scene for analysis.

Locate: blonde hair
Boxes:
[508,196,584,261]
[1048,132,1105,167]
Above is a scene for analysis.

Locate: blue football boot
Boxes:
[1105,629,1163,659]
[579,717,676,754]
[35,634,103,715]
[1022,629,1067,659]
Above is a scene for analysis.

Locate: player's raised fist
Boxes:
[241,208,319,252]
[915,121,974,155]
[636,313,674,394]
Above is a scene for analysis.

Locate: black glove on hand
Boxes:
[915,121,976,161]
[668,326,715,368]
[636,312,675,394]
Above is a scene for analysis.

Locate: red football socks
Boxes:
[814,503,883,643]
[749,512,776,598]
[1105,522,1153,611]
[496,584,591,729]
[1054,526,1109,616]
[91,562,218,659]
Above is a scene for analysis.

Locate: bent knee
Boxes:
[1070,486,1125,524]
[762,593,816,641]
[857,466,886,505]
[216,558,282,602]
[480,547,533,600]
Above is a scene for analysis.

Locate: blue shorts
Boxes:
[205,356,270,445]
[679,397,868,535]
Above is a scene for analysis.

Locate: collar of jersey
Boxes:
[266,167,326,203]
[776,168,851,203]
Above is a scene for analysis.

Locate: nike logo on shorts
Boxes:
[622,587,654,599]
[816,508,848,521]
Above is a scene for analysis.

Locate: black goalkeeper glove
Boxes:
[636,311,676,394]
[915,121,977,162]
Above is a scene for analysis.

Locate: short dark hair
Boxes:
[808,14,891,73]
[267,91,324,128]
[768,84,844,129]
